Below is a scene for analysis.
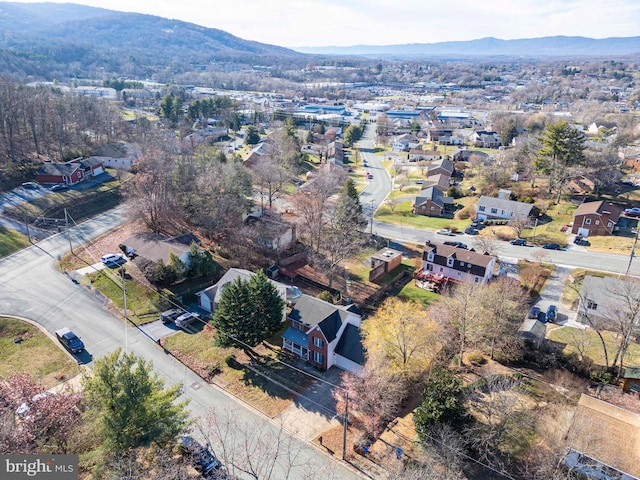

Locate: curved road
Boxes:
[0,207,358,480]
[353,125,640,277]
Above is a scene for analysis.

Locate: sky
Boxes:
[7,0,640,48]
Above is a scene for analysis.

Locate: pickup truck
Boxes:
[175,312,200,329]
[160,309,182,324]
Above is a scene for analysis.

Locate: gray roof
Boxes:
[123,232,196,265]
[414,186,453,209]
[37,162,80,177]
[477,195,535,217]
[288,295,359,343]
[197,268,287,306]
[334,323,365,365]
[578,275,640,323]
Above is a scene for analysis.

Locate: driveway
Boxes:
[533,265,586,329]
[275,366,343,441]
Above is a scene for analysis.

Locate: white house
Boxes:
[422,241,496,284]
[476,195,535,221]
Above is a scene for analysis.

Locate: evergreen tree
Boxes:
[211,277,254,346]
[245,125,260,145]
[535,120,586,202]
[248,270,285,338]
[335,179,366,231]
[414,368,464,444]
[211,272,285,347]
[84,349,190,453]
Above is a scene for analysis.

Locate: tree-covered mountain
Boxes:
[295,36,640,58]
[0,2,306,81]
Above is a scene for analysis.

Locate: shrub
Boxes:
[224,354,238,368]
[317,291,334,304]
[456,205,474,220]
[590,370,612,384]
[468,352,487,366]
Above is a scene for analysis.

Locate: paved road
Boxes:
[0,208,358,480]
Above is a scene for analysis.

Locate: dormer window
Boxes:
[427,252,434,262]
[447,257,454,267]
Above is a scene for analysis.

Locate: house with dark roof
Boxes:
[412,187,454,217]
[422,241,497,284]
[72,157,105,177]
[36,161,85,185]
[282,295,364,375]
[572,201,623,237]
[476,195,536,221]
[123,232,199,266]
[427,158,454,177]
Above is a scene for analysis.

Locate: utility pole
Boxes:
[24,215,31,243]
[64,208,73,253]
[626,227,639,276]
[121,265,128,353]
[342,392,349,461]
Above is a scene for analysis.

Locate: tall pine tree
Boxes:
[212,271,285,347]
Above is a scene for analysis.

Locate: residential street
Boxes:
[0,208,359,480]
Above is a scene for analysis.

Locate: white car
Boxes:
[436,229,455,236]
[101,253,126,266]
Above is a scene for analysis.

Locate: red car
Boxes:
[624,207,640,217]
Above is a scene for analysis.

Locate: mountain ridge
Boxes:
[294,35,640,57]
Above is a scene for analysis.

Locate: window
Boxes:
[439,267,443,272]
[478,206,486,212]
[586,300,598,310]
[595,220,600,225]
[474,277,480,283]
[447,257,454,267]
[608,222,613,227]
[430,206,435,210]
[313,337,324,348]
[313,351,324,364]
[585,218,591,225]
[460,262,465,267]
[426,263,433,271]
[293,320,303,331]
[491,208,498,214]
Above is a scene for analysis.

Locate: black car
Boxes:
[444,241,468,249]
[546,305,557,322]
[527,307,541,319]
[55,327,85,354]
[510,238,527,246]
[542,243,562,250]
[179,435,220,475]
[464,227,479,235]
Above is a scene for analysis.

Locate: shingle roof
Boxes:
[573,200,623,219]
[288,295,360,343]
[335,324,364,365]
[37,162,80,177]
[282,326,309,347]
[423,241,496,277]
[477,195,534,216]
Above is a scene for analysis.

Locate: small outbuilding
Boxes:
[519,318,546,349]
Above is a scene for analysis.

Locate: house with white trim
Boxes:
[422,241,496,284]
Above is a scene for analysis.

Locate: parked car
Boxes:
[509,238,527,246]
[179,435,220,476]
[546,305,557,323]
[436,229,455,236]
[160,309,182,324]
[55,327,84,354]
[415,179,424,184]
[444,241,468,249]
[21,181,39,189]
[50,184,69,192]
[101,253,126,266]
[527,307,541,319]
[624,207,640,217]
[542,243,562,250]
[175,312,200,329]
[366,172,373,179]
[464,227,479,235]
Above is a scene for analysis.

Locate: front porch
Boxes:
[282,327,309,360]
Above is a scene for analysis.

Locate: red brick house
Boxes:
[282,295,364,375]
[412,187,454,216]
[36,161,84,185]
[572,201,624,237]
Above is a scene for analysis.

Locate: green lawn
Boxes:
[375,200,470,231]
[519,203,577,245]
[0,225,29,258]
[547,325,640,368]
[0,317,79,387]
[88,269,170,325]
